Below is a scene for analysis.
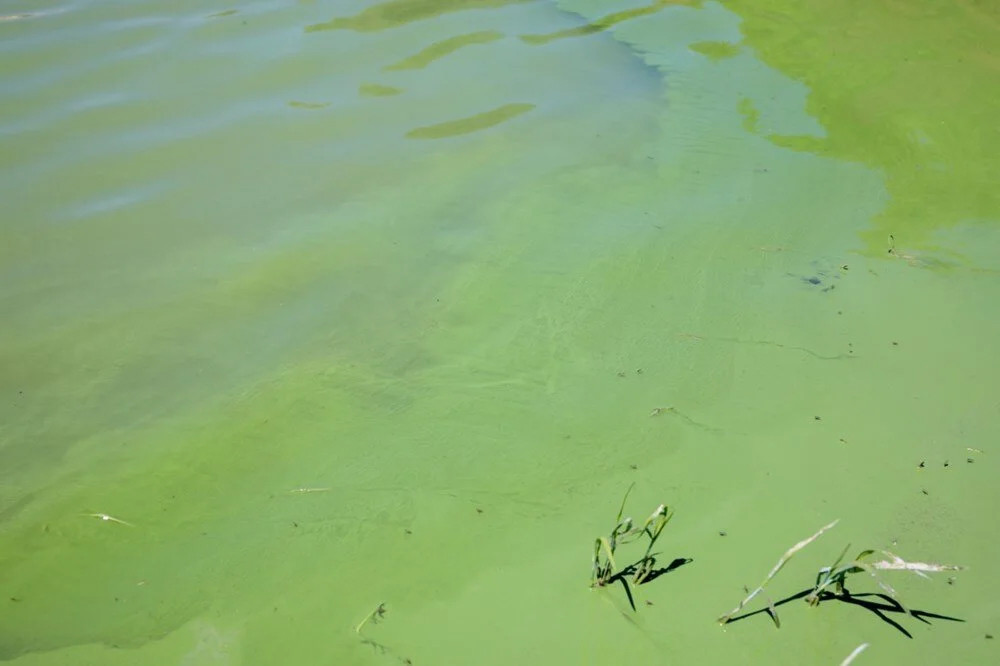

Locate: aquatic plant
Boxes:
[355,602,414,665]
[806,547,965,609]
[718,519,965,628]
[717,519,839,626]
[591,484,673,605]
[355,602,387,635]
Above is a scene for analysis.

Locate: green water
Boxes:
[2,0,998,664]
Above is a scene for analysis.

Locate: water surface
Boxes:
[2,1,998,664]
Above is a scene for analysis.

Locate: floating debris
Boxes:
[82,513,134,527]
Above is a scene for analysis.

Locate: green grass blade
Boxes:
[719,519,839,624]
[616,483,635,523]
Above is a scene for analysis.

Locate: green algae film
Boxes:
[384,30,503,71]
[405,103,535,138]
[1,1,998,665]
[359,83,404,97]
[690,39,741,60]
[305,0,533,32]
[719,0,1000,251]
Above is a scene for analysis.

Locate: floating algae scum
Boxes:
[1,0,999,665]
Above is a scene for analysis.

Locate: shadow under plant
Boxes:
[717,519,965,637]
[591,483,692,611]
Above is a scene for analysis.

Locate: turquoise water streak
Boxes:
[2,1,998,664]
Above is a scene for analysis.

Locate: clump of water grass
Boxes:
[591,484,673,607]
[718,519,965,628]
[806,547,965,609]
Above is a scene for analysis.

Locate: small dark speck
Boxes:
[892,341,899,346]
[921,489,929,495]
[292,522,298,528]
[645,600,654,606]
[719,530,727,537]
[837,310,843,315]
[944,461,950,467]
[635,368,643,375]
[807,277,821,285]
[918,461,925,468]
[9,597,20,602]
[814,416,821,421]
[986,634,993,639]
[617,371,626,378]
[967,458,974,464]
[476,508,483,514]
[404,529,412,535]
[114,597,120,602]
[630,464,638,470]
[841,265,848,271]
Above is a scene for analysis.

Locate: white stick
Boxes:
[840,642,869,666]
